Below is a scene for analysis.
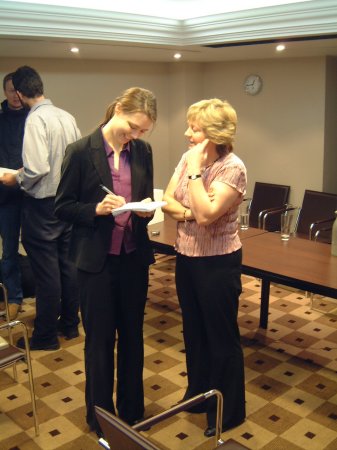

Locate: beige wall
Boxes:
[1,57,171,189]
[323,56,337,195]
[1,55,336,208]
[202,57,328,207]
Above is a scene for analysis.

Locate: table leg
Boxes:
[260,278,270,329]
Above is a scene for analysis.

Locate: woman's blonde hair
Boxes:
[100,87,157,126]
[187,98,237,154]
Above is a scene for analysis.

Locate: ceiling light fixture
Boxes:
[70,47,79,53]
[174,53,182,60]
[276,44,285,52]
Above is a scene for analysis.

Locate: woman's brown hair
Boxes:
[100,87,157,127]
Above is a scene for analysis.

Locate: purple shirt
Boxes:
[103,134,136,255]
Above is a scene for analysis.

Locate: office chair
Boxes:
[95,389,248,450]
[269,191,337,310]
[294,189,337,242]
[0,283,39,436]
[246,181,290,231]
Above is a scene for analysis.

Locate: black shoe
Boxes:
[57,326,79,340]
[204,419,245,437]
[16,336,60,351]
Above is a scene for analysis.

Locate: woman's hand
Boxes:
[135,197,154,218]
[95,193,125,216]
[186,139,209,175]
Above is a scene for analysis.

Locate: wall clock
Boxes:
[244,74,263,95]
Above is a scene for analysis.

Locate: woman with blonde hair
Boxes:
[163,98,246,437]
[55,87,157,436]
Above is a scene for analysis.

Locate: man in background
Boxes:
[1,65,81,350]
[0,73,28,320]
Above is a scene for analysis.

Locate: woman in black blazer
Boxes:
[55,87,157,436]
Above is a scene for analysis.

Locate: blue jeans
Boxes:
[0,201,23,304]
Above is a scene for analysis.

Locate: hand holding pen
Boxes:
[95,184,126,216]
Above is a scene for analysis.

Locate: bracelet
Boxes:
[188,174,202,180]
[183,209,187,223]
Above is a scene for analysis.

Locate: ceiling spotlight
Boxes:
[174,53,182,60]
[70,47,79,53]
[276,44,285,52]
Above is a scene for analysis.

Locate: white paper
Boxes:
[0,167,18,177]
[112,200,167,217]
[149,189,164,225]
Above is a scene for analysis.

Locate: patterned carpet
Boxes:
[0,253,336,450]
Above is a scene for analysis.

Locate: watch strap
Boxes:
[188,174,202,180]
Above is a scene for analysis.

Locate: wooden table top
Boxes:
[242,231,337,291]
[148,217,267,248]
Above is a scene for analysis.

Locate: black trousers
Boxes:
[21,196,79,344]
[78,250,149,432]
[176,249,246,428]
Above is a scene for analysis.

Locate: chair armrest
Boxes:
[0,320,22,332]
[258,206,286,229]
[133,389,224,444]
[260,206,297,230]
[0,320,30,349]
[309,217,335,240]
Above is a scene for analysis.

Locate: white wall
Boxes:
[1,55,335,208]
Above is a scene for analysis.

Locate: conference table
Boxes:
[148,217,337,329]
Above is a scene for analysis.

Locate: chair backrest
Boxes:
[296,190,337,241]
[95,406,161,450]
[249,182,290,230]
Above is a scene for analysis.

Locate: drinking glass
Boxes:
[239,202,250,230]
[281,211,293,240]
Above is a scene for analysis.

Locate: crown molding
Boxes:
[0,0,336,46]
[184,0,337,45]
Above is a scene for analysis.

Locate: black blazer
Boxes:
[55,128,155,273]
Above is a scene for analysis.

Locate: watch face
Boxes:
[244,74,262,95]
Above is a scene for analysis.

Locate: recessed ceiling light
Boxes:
[276,44,285,52]
[70,47,79,53]
[174,53,182,60]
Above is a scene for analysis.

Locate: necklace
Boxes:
[203,156,221,171]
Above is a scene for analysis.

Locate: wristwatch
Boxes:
[188,174,202,180]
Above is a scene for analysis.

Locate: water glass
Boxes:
[239,202,250,230]
[281,212,293,240]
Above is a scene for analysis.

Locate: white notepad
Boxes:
[112,201,167,217]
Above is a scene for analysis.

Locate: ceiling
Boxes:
[0,0,337,63]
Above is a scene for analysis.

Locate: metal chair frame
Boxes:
[245,181,290,231]
[0,283,39,436]
[95,389,248,450]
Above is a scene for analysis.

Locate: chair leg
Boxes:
[0,284,18,381]
[22,323,39,436]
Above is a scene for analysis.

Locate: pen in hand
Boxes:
[100,184,115,196]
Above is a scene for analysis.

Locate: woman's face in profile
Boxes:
[184,122,207,149]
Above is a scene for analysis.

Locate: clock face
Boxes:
[244,74,262,95]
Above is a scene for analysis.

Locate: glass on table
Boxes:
[239,201,250,230]
[281,210,294,241]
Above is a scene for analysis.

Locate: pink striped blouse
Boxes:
[174,151,247,257]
